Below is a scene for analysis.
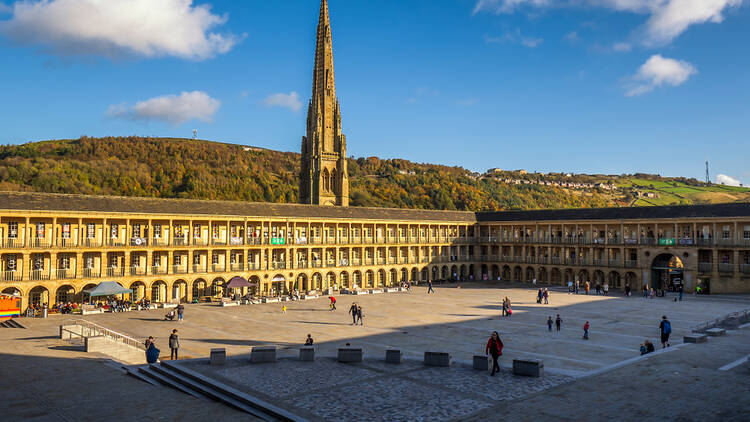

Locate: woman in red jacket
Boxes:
[485,331,504,376]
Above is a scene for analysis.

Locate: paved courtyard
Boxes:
[2,283,750,421]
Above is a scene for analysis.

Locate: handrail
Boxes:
[70,319,143,350]
[692,308,750,333]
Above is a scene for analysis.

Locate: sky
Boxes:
[0,0,748,186]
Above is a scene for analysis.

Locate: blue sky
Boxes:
[0,0,748,185]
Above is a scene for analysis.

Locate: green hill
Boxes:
[1,137,747,211]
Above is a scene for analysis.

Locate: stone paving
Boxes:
[183,356,573,422]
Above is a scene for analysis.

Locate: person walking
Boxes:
[501,298,508,317]
[329,296,337,311]
[282,305,287,315]
[678,284,683,301]
[543,288,549,304]
[547,316,553,332]
[625,283,631,297]
[585,281,590,295]
[583,321,590,340]
[146,338,160,364]
[555,314,562,331]
[505,297,512,317]
[427,280,435,294]
[349,302,358,325]
[176,303,184,322]
[485,331,504,376]
[305,334,314,346]
[659,315,672,348]
[537,288,543,304]
[356,306,364,326]
[603,282,609,296]
[643,284,649,299]
[575,280,580,294]
[169,329,180,360]
[649,288,654,299]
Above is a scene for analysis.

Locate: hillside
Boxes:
[1,137,747,211]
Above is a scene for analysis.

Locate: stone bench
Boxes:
[369,289,384,294]
[684,334,708,343]
[424,352,450,367]
[261,298,280,303]
[513,359,543,377]
[385,288,399,293]
[473,355,489,371]
[221,301,240,307]
[706,328,726,336]
[352,291,369,295]
[301,295,319,300]
[338,348,363,363]
[386,349,402,364]
[251,346,277,363]
[300,347,315,362]
[210,348,226,366]
[162,303,178,309]
[81,309,104,315]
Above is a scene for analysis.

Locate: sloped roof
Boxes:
[83,282,132,297]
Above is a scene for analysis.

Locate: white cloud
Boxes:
[716,174,742,186]
[0,0,238,60]
[564,31,581,43]
[626,54,696,96]
[473,0,744,45]
[484,29,543,48]
[262,92,302,112]
[613,42,633,52]
[108,91,220,125]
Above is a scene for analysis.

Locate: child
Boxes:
[640,343,647,355]
[282,305,287,314]
[583,321,590,340]
[547,316,553,332]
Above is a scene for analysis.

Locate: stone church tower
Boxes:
[299,0,349,207]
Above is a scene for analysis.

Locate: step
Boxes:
[161,360,308,421]
[125,366,159,386]
[138,365,208,400]
[150,363,275,419]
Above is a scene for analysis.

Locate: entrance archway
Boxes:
[651,253,684,291]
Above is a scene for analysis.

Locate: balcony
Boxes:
[0,270,22,282]
[129,266,147,276]
[151,265,167,275]
[108,238,126,247]
[310,237,322,245]
[191,264,206,273]
[192,238,207,246]
[698,262,713,273]
[30,269,50,281]
[326,259,336,267]
[741,264,750,275]
[82,268,100,278]
[2,238,24,248]
[339,259,350,267]
[172,265,188,274]
[716,238,735,246]
[696,238,714,246]
[718,263,735,274]
[211,239,227,246]
[82,238,102,248]
[351,258,361,266]
[55,268,75,279]
[311,260,323,268]
[106,267,125,277]
[229,237,244,246]
[272,261,286,270]
[211,264,225,273]
[246,237,263,246]
[130,237,148,247]
[229,263,244,271]
[172,238,189,247]
[57,238,78,248]
[151,238,169,247]
[624,260,638,268]
[30,238,51,249]
[296,261,309,269]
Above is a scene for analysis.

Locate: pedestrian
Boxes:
[169,329,180,360]
[532,278,537,287]
[356,306,364,326]
[282,305,287,314]
[505,297,512,317]
[555,314,562,331]
[640,343,647,355]
[583,321,590,340]
[585,281,590,295]
[485,331,504,376]
[537,288,543,304]
[177,303,184,322]
[659,315,671,348]
[575,280,580,294]
[547,316,553,332]
[649,288,654,299]
[567,281,573,294]
[646,339,655,353]
[603,283,609,296]
[543,288,549,304]
[349,302,358,325]
[305,334,314,346]
[643,284,649,298]
[146,338,160,364]
[501,298,507,317]
[678,284,683,301]
[595,283,601,295]
[427,280,435,294]
[625,283,631,297]
[329,296,336,311]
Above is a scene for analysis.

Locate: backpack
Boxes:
[663,320,671,334]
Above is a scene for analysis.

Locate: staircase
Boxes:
[0,319,25,328]
[129,360,307,421]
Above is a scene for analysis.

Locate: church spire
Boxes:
[300,0,349,207]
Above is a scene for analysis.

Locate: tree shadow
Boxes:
[189,338,296,347]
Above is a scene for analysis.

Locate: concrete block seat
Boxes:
[300,347,315,362]
[684,334,708,343]
[424,352,450,367]
[210,348,226,366]
[513,359,543,377]
[251,346,277,363]
[706,328,726,336]
[385,349,402,364]
[338,348,363,363]
[473,355,489,371]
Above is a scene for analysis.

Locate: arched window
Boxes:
[322,169,330,192]
[331,168,337,193]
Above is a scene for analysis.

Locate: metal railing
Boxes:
[718,263,735,273]
[82,268,100,278]
[698,262,713,273]
[1,270,22,281]
[107,267,125,277]
[68,320,143,351]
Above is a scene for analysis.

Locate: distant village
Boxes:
[480,168,619,191]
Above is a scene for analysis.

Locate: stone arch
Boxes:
[352,270,362,288]
[525,267,535,283]
[55,284,76,304]
[326,271,336,290]
[578,269,590,283]
[502,265,511,280]
[377,269,386,287]
[172,279,188,302]
[28,285,49,307]
[322,168,330,192]
[365,270,374,288]
[411,267,418,282]
[468,264,475,280]
[210,277,225,297]
[441,266,449,280]
[295,274,307,292]
[564,268,575,285]
[431,266,438,281]
[150,280,168,302]
[400,267,408,283]
[339,271,349,289]
[481,264,488,280]
[608,271,622,289]
[491,264,499,281]
[312,272,322,290]
[450,265,458,280]
[459,264,466,280]
[625,272,638,289]
[538,267,548,283]
[593,270,605,284]
[191,278,207,300]
[513,266,522,282]
[551,268,562,284]
[2,286,22,297]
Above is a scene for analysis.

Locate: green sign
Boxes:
[271,237,286,245]
[658,238,675,246]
